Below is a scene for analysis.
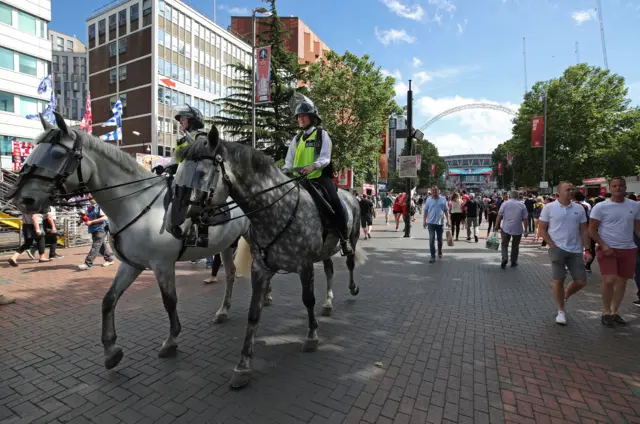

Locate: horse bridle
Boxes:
[5,128,87,202]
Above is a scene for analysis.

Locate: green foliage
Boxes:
[212,0,303,160]
[494,64,640,187]
[305,50,402,180]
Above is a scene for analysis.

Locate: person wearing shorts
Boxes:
[589,177,640,327]
[381,193,393,225]
[538,182,590,325]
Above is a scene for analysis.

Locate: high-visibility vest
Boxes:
[293,128,323,179]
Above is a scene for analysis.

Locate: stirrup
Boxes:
[340,240,353,256]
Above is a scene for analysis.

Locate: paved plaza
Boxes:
[1,215,640,424]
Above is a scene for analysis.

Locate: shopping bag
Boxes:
[486,232,500,250]
[446,229,454,246]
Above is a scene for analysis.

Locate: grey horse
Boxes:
[167,125,367,389]
[7,113,249,369]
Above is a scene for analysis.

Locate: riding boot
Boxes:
[196,225,209,247]
[340,238,353,256]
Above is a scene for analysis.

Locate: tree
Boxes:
[404,139,446,189]
[213,0,303,160]
[497,64,640,188]
[305,50,402,180]
[491,141,515,190]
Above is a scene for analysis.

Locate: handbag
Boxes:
[446,229,454,246]
[486,232,500,250]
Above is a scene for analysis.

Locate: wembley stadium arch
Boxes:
[418,103,518,132]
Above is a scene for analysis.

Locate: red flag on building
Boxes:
[80,92,93,134]
[498,162,504,176]
[531,116,544,147]
[430,163,436,177]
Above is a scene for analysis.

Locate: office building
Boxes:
[49,30,87,122]
[0,0,51,169]
[86,0,252,155]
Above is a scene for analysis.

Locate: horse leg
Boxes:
[263,282,273,306]
[347,238,360,296]
[230,262,273,389]
[214,246,236,323]
[102,263,143,369]
[149,261,181,358]
[300,263,319,352]
[321,258,334,316]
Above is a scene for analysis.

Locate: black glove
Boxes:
[165,163,179,176]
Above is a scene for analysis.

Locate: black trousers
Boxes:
[308,176,349,240]
[19,224,45,255]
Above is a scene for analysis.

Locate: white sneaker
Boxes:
[555,311,567,325]
[103,261,115,267]
[77,264,90,270]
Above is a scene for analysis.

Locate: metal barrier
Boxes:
[0,218,22,252]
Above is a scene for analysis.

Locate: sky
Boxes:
[51,0,640,156]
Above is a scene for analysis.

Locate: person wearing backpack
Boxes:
[464,193,480,242]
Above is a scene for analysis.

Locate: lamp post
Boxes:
[251,7,269,150]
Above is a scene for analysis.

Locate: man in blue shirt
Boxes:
[423,185,450,263]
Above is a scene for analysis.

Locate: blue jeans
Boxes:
[427,224,444,258]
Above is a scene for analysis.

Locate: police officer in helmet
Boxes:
[283,94,353,256]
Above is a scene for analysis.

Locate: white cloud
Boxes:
[381,0,424,21]
[571,9,596,24]
[428,0,456,14]
[457,18,468,34]
[375,27,417,45]
[381,69,403,80]
[395,81,410,98]
[413,71,432,85]
[412,57,422,68]
[218,5,250,15]
[457,23,463,34]
[415,95,520,155]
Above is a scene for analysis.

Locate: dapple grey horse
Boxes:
[167,126,366,388]
[7,113,249,369]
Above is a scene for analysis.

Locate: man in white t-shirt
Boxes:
[589,177,640,327]
[538,182,591,325]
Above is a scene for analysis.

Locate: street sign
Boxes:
[395,129,409,138]
[399,155,418,178]
[539,181,549,189]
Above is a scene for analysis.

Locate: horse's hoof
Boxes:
[263,297,273,306]
[214,313,228,324]
[105,347,123,370]
[301,338,319,352]
[321,306,333,316]
[230,369,252,389]
[158,344,178,358]
[350,285,360,296]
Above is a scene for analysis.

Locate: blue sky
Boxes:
[51,0,640,155]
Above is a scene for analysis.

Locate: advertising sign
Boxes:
[333,168,353,189]
[399,155,417,178]
[531,116,544,147]
[255,46,272,104]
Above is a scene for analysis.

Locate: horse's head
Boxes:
[166,125,233,238]
[8,112,89,214]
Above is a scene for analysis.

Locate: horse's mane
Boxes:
[180,138,276,175]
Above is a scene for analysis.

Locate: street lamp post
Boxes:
[251,7,269,150]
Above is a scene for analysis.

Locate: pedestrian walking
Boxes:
[381,192,393,225]
[78,198,115,270]
[486,199,498,235]
[449,192,463,241]
[359,194,375,239]
[524,194,536,233]
[8,213,49,267]
[537,182,591,325]
[588,177,640,327]
[464,193,480,242]
[423,185,450,264]
[495,191,528,269]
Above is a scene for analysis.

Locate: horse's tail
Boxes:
[354,244,367,265]
[234,235,252,278]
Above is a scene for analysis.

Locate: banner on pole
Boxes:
[498,162,504,176]
[507,152,513,166]
[255,45,272,104]
[531,116,544,147]
[430,163,436,177]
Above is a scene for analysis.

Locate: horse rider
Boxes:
[283,94,353,256]
[165,104,209,246]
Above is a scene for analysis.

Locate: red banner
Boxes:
[507,152,513,165]
[11,140,34,171]
[255,45,272,104]
[430,163,436,177]
[332,168,353,189]
[498,162,504,176]
[599,186,607,197]
[531,116,544,147]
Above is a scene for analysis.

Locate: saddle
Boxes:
[302,180,348,237]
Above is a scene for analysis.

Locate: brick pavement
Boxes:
[1,213,640,423]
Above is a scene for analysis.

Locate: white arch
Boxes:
[418,103,518,132]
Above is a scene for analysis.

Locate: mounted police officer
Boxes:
[283,94,353,256]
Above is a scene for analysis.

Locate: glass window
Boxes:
[121,93,127,107]
[171,36,177,52]
[186,17,191,33]
[185,43,191,58]
[171,63,178,80]
[158,29,164,46]
[0,47,13,71]
[164,88,170,104]
[66,40,73,51]
[130,4,139,21]
[109,42,116,57]
[164,4,171,21]
[165,32,170,47]
[18,53,36,76]
[99,19,106,34]
[186,94,191,105]
[158,57,164,75]
[109,96,117,108]
[185,70,191,86]
[119,9,126,26]
[109,69,116,83]
[171,7,178,24]
[88,24,96,39]
[178,66,184,83]
[119,65,127,80]
[194,73,199,89]
[19,96,38,116]
[158,86,164,103]
[0,3,12,25]
[171,89,177,106]
[72,99,77,117]
[143,0,152,16]
[40,20,45,39]
[158,0,165,16]
[109,14,116,30]
[178,92,184,106]
[164,60,170,76]
[18,11,36,35]
[119,39,127,54]
[178,12,184,28]
[0,91,14,112]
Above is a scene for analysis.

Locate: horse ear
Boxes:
[39,113,53,131]
[53,112,68,134]
[208,125,219,149]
